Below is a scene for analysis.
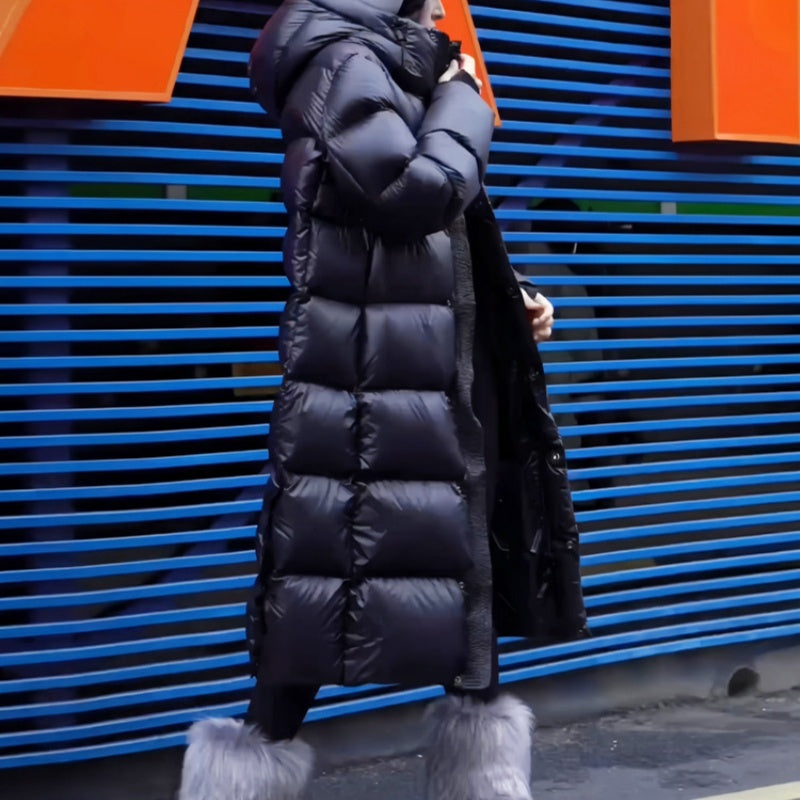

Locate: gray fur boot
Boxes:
[178,717,314,800]
[424,693,535,800]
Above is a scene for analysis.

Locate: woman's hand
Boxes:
[438,54,482,91]
[521,289,554,343]
[457,54,482,90]
[438,59,460,83]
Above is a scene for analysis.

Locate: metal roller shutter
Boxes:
[1,0,798,767]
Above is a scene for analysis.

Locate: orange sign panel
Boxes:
[437,0,500,126]
[0,0,200,102]
[671,0,800,144]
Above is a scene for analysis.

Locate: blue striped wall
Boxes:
[1,0,799,768]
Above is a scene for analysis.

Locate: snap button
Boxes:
[453,675,463,687]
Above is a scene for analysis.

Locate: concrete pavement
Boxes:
[3,679,799,800]
[313,689,800,800]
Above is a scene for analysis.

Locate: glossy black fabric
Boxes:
[246,0,588,693]
[246,636,500,740]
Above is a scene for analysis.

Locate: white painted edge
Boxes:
[695,782,800,800]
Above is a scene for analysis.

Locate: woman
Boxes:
[178,0,587,797]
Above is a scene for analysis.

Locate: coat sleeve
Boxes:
[312,52,496,239]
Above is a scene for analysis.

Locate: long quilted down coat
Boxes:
[247,0,588,692]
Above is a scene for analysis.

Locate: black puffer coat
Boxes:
[247,0,588,691]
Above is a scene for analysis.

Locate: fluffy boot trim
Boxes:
[178,717,314,800]
[424,694,535,800]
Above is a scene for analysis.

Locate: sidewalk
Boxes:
[313,688,800,800]
[4,685,799,800]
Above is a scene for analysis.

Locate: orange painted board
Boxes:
[0,0,32,58]
[0,0,200,102]
[437,0,500,126]
[670,0,716,142]
[715,0,800,141]
[671,0,800,144]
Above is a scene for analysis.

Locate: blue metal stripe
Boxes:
[0,732,188,769]
[509,234,800,247]
[577,490,800,525]
[546,338,800,353]
[566,433,800,460]
[0,499,260,529]
[478,30,669,58]
[501,620,800,674]
[0,197,284,212]
[0,144,272,163]
[530,0,670,16]
[553,317,800,330]
[543,292,800,305]
[570,451,800,481]
[490,184,800,204]
[0,653,250,694]
[177,72,247,89]
[0,169,280,184]
[560,411,800,436]
[553,390,800,411]
[553,371,800,397]
[492,165,800,187]
[2,251,284,263]
[495,209,800,224]
[0,327,278,343]
[496,120,666,139]
[484,53,669,78]
[0,707,230,749]
[0,676,252,720]
[582,550,800,586]
[183,46,249,62]
[0,605,242,639]
[493,97,667,116]
[583,520,800,548]
[591,589,800,628]
[0,302,283,314]
[471,5,668,36]
[502,624,800,684]
[189,21,260,38]
[488,73,671,97]
[0,352,278,369]
[0,576,251,611]
[0,226,288,239]
[0,402,273,423]
[0,377,281,396]
[0,553,255,585]
[0,473,262,501]
[491,142,800,169]
[0,117,282,139]
[0,527,253,557]
[573,470,800,503]
[0,427,267,451]
[584,569,800,607]
[546,356,800,374]
[0,629,244,667]
[0,451,265,477]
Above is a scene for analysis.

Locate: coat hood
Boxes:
[249,0,452,119]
